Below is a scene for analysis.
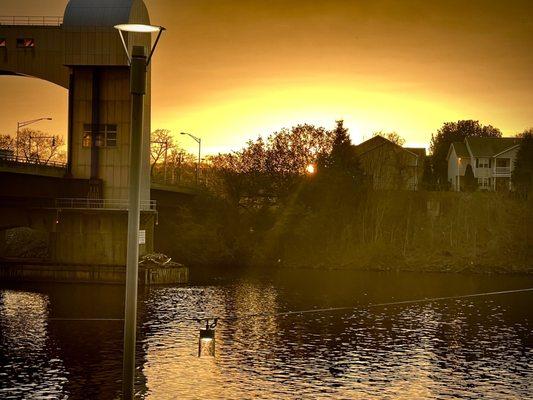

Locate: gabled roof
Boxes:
[354,135,420,158]
[451,142,469,158]
[404,147,426,158]
[353,136,390,157]
[465,137,521,157]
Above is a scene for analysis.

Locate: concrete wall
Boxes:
[0,207,154,265]
[50,210,154,265]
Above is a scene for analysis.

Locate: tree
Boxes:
[512,128,533,197]
[463,164,477,192]
[373,131,405,146]
[150,129,173,177]
[0,134,15,153]
[16,128,65,164]
[209,124,334,203]
[319,120,360,175]
[429,120,501,189]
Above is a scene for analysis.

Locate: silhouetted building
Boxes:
[353,135,425,190]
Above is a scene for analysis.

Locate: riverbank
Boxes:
[157,191,532,274]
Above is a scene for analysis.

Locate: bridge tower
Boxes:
[0,0,157,266]
[0,0,152,201]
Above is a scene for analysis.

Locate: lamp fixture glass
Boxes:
[114,24,163,33]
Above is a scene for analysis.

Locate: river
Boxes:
[0,269,532,399]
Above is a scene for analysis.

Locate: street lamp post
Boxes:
[114,23,165,400]
[457,157,461,191]
[180,132,201,184]
[16,117,52,159]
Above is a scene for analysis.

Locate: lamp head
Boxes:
[114,24,166,65]
[114,24,164,33]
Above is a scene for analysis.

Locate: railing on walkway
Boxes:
[0,16,63,26]
[494,166,511,175]
[0,153,67,169]
[55,198,157,211]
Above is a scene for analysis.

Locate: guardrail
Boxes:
[55,198,157,211]
[0,153,67,168]
[494,167,511,175]
[0,16,63,26]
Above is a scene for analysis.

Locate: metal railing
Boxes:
[55,198,157,211]
[0,16,63,26]
[494,166,511,175]
[0,153,67,168]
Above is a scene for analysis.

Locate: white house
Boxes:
[447,137,522,191]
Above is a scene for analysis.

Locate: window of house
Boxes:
[0,39,6,47]
[477,158,490,168]
[478,177,491,189]
[82,124,118,148]
[496,158,510,167]
[16,38,35,48]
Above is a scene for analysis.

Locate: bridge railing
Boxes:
[0,16,63,26]
[0,153,67,169]
[55,198,157,211]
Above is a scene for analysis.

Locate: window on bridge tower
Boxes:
[16,38,35,48]
[82,124,118,148]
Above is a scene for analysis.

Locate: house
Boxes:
[447,137,522,191]
[353,136,426,190]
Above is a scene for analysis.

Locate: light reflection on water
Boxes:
[1,270,532,399]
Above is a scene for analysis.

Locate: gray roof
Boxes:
[63,0,149,27]
[451,142,469,157]
[466,137,521,157]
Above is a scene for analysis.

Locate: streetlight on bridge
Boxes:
[180,131,201,185]
[16,117,52,158]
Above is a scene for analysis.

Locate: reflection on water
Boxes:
[1,270,532,399]
[0,291,68,398]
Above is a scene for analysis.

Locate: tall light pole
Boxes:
[115,22,165,400]
[457,157,461,191]
[180,132,201,184]
[16,117,52,158]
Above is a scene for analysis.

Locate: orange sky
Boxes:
[1,0,532,155]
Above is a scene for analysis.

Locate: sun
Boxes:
[306,164,316,174]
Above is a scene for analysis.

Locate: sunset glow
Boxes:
[1,0,532,156]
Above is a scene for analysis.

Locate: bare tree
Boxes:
[150,129,173,177]
[373,131,406,146]
[0,134,15,153]
[16,128,66,165]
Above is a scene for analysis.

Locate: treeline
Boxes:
[155,120,532,272]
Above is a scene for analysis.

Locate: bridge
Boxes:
[0,1,192,268]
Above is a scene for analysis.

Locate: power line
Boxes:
[47,287,533,323]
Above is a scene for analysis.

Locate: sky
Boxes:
[1,0,532,155]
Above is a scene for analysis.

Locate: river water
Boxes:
[0,269,532,399]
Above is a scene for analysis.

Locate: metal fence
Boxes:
[55,198,157,211]
[0,153,67,168]
[0,16,63,26]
